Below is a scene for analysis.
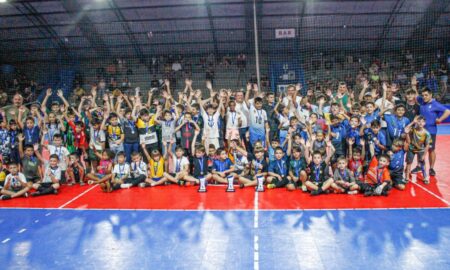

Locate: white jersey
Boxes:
[130,161,148,177]
[112,163,131,179]
[226,110,243,129]
[172,156,190,174]
[201,108,221,139]
[47,145,70,170]
[283,96,302,115]
[249,104,267,129]
[4,173,27,189]
[90,127,106,151]
[43,165,61,183]
[235,101,249,128]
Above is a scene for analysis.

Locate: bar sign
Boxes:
[275,28,295,39]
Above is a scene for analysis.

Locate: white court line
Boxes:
[411,181,450,206]
[57,184,98,209]
[253,191,259,270]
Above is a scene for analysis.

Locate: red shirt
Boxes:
[348,158,364,181]
[68,121,88,149]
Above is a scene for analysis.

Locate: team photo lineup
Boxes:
[1,72,449,200]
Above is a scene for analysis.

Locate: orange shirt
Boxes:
[365,157,391,185]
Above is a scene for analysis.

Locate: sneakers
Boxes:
[79,182,85,186]
[301,185,307,192]
[139,183,150,188]
[423,178,430,185]
[411,166,421,174]
[53,189,58,195]
[87,180,94,185]
[347,190,358,195]
[267,184,276,189]
[0,195,11,200]
[310,189,322,196]
[239,183,245,189]
[429,168,436,177]
[120,183,132,189]
[24,192,29,198]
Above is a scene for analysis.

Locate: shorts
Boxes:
[225,128,240,140]
[26,176,41,183]
[429,134,437,151]
[390,168,406,186]
[96,173,106,179]
[88,149,99,162]
[150,177,161,181]
[406,150,425,164]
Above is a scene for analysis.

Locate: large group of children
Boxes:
[1,76,449,201]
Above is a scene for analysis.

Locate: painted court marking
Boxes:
[58,184,98,209]
[253,191,259,270]
[412,182,450,206]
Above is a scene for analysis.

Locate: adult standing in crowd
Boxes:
[415,86,450,176]
[2,93,29,122]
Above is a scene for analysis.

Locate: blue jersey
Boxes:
[347,127,361,146]
[213,158,232,172]
[365,128,387,155]
[417,97,448,135]
[330,123,346,143]
[384,114,410,138]
[364,109,380,124]
[389,149,405,170]
[269,156,289,177]
[23,126,40,145]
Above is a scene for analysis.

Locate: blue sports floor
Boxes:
[1,208,449,270]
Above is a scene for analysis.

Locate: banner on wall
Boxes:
[275,28,295,39]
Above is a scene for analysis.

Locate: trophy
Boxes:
[226,175,235,192]
[198,177,207,192]
[256,175,265,192]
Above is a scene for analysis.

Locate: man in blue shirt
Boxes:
[416,87,450,176]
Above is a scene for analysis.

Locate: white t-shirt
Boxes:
[231,152,248,171]
[201,107,221,139]
[283,96,302,114]
[249,103,267,129]
[130,161,148,177]
[90,127,106,151]
[278,114,290,129]
[4,173,27,189]
[226,110,243,129]
[172,156,190,174]
[43,165,61,183]
[112,163,130,179]
[47,145,70,170]
[235,101,249,128]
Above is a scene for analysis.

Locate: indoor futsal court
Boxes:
[1,0,450,269]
